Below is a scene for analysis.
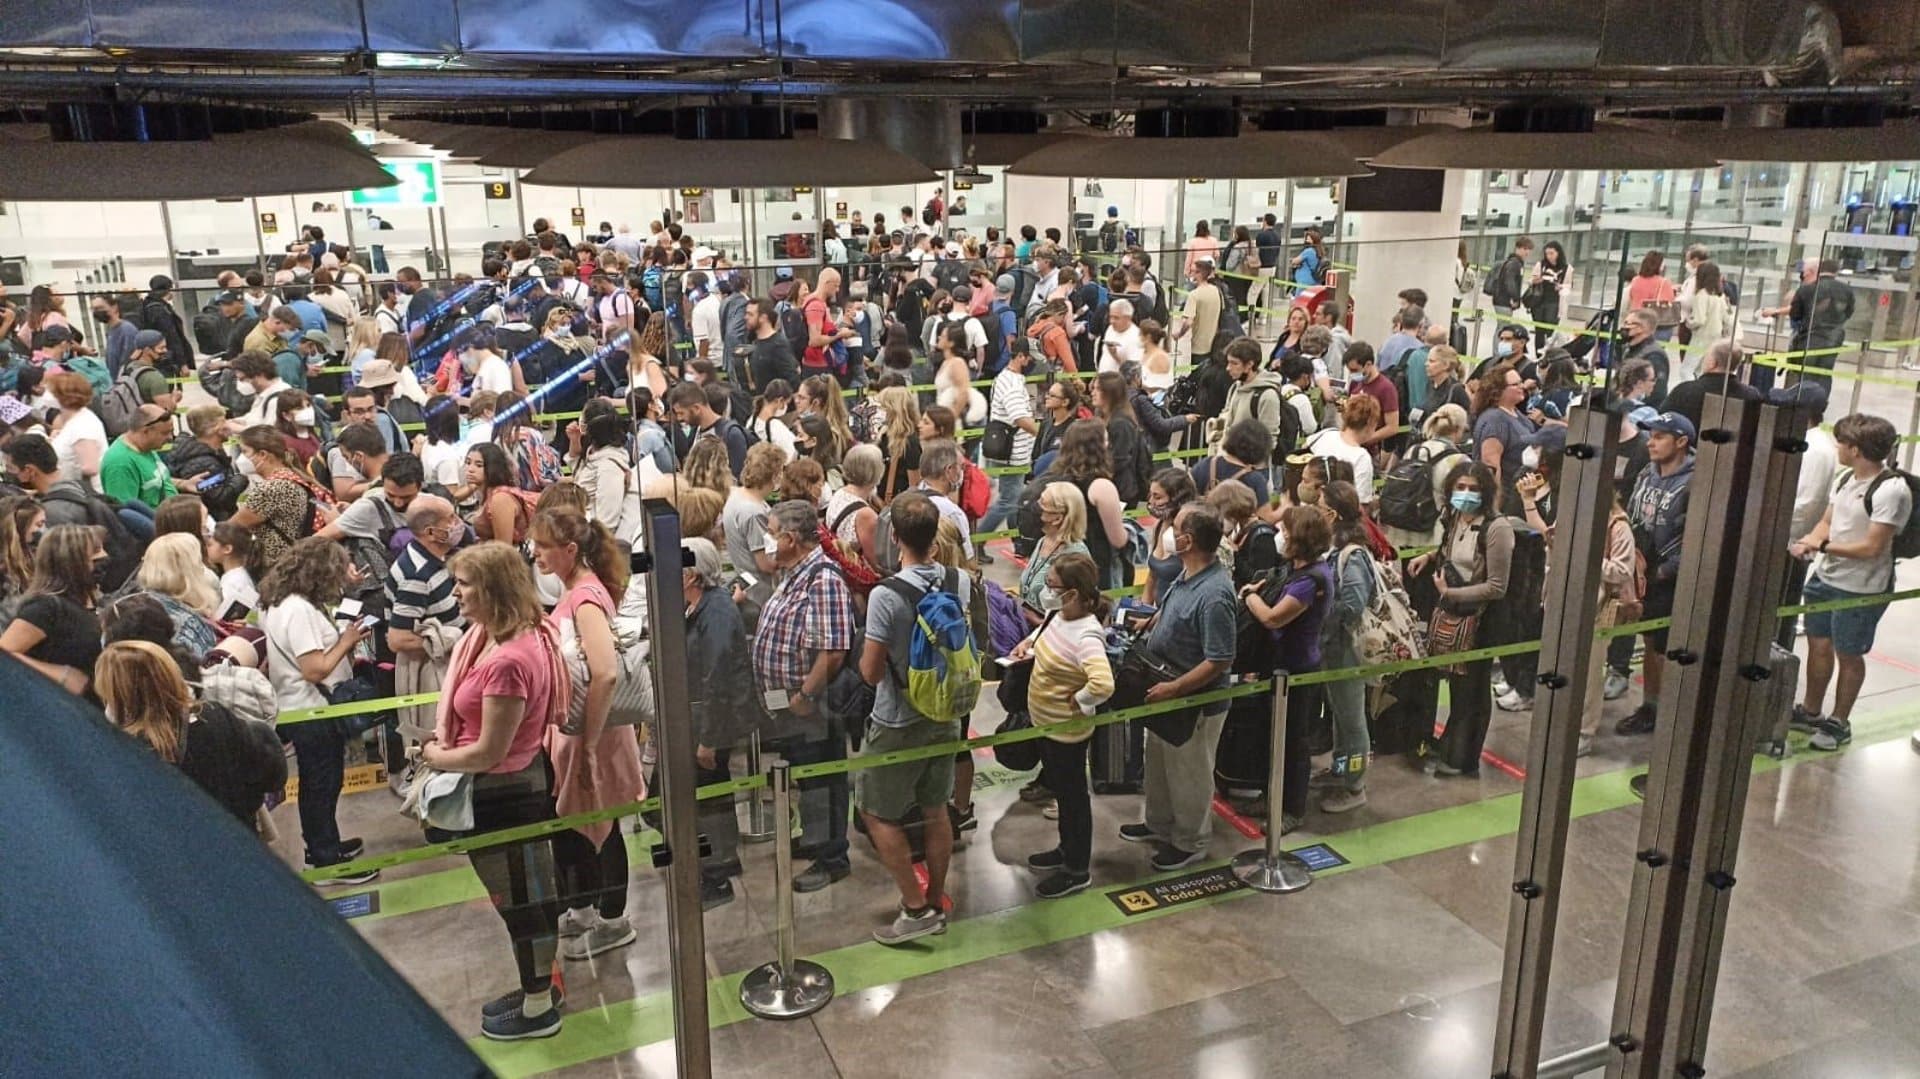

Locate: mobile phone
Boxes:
[336,597,364,622]
[355,613,381,632]
[195,472,226,491]
[222,601,251,622]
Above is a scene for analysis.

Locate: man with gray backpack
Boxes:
[857,492,982,946]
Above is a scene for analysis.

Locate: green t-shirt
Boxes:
[99,436,178,510]
[127,361,171,405]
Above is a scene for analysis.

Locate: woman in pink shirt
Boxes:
[1184,220,1220,283]
[1626,249,1677,338]
[418,541,572,1042]
[531,507,647,963]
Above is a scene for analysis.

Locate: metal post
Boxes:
[741,730,774,843]
[1605,395,1767,1078]
[1230,674,1312,893]
[1850,340,1871,416]
[1539,1042,1613,1079]
[639,501,713,1078]
[1490,397,1619,1079]
[738,762,835,1020]
[1905,379,1920,472]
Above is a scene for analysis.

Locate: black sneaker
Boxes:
[1035,871,1091,899]
[1615,705,1657,736]
[1628,773,1649,800]
[1026,848,1066,871]
[1118,822,1160,844]
[792,860,851,893]
[1788,705,1823,734]
[1151,846,1205,872]
[701,877,736,911]
[480,999,562,1041]
[337,837,365,860]
[483,986,565,1020]
[949,804,978,834]
[309,860,379,886]
[1018,781,1052,804]
[1809,717,1852,751]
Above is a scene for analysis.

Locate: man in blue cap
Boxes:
[1617,410,1695,737]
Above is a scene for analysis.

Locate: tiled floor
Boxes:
[267,374,1920,1078]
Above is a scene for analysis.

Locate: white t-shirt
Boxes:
[220,567,258,614]
[925,312,987,358]
[51,408,107,486]
[1791,427,1839,540]
[262,595,350,711]
[241,378,292,429]
[472,354,513,395]
[750,413,799,461]
[1818,468,1912,594]
[691,294,724,357]
[420,439,466,489]
[1100,324,1143,372]
[1305,429,1376,504]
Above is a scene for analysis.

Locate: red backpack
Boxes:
[959,459,992,523]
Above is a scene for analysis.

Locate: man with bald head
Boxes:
[386,492,468,738]
[100,404,183,511]
[804,267,857,372]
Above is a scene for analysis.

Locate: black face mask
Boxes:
[91,310,112,324]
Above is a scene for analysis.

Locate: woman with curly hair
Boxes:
[230,425,337,571]
[0,523,103,696]
[1050,421,1128,588]
[258,536,372,879]
[465,441,534,544]
[627,310,671,400]
[0,494,44,614]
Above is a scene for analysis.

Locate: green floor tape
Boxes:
[472,706,1920,1078]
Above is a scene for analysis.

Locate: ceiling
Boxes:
[0,0,1912,121]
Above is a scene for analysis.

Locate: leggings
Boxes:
[440,757,561,996]
[553,818,630,920]
[1037,736,1092,873]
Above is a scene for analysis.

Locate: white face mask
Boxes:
[236,454,258,477]
[1521,446,1542,470]
[762,531,781,557]
[292,407,315,426]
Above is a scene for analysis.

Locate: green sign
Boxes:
[351,159,441,207]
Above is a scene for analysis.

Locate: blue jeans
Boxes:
[979,459,1027,533]
[1323,638,1369,791]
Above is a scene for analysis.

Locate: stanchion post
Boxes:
[1490,395,1618,1079]
[1849,340,1869,415]
[739,762,835,1020]
[640,501,713,1077]
[1906,378,1920,473]
[1230,674,1312,894]
[741,730,774,844]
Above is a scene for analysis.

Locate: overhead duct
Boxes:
[522,136,937,188]
[0,121,397,200]
[1008,131,1368,179]
[821,98,962,170]
[1633,102,1920,162]
[1373,104,1722,169]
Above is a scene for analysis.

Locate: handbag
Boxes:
[326,668,388,737]
[1427,607,1481,674]
[556,609,655,734]
[991,710,1042,772]
[1645,298,1682,328]
[402,763,474,832]
[1110,634,1198,747]
[982,418,1016,461]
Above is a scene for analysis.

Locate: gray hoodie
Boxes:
[1223,369,1289,443]
[1628,453,1694,581]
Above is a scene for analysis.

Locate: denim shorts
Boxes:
[1802,576,1888,657]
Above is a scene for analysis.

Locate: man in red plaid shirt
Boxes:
[752,499,859,892]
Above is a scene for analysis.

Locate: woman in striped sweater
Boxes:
[1007,552,1116,899]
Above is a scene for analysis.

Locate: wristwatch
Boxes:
[1818,538,1830,554]
[792,688,815,706]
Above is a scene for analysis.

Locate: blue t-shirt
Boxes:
[866,563,974,729]
[1146,559,1237,704]
[1293,247,1322,288]
[286,299,328,336]
[1190,457,1271,505]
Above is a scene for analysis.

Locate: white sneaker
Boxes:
[562,916,636,961]
[1602,671,1631,701]
[556,907,598,939]
[1496,689,1532,712]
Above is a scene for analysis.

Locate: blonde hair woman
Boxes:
[96,639,286,825]
[1018,482,1090,623]
[347,315,383,384]
[134,532,224,657]
[875,384,922,503]
[628,311,670,400]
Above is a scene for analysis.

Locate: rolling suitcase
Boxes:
[1755,643,1800,759]
[1088,711,1141,794]
[1371,668,1439,758]
[1213,694,1272,796]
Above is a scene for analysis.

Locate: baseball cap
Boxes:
[1645,411,1696,442]
[952,284,973,303]
[38,324,75,344]
[132,328,165,350]
[995,274,1015,297]
[357,359,400,389]
[298,329,332,347]
[216,289,246,306]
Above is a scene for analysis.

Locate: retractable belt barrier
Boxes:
[295,583,1920,883]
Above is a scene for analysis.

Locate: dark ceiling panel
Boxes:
[0,3,92,48]
[1115,0,1250,67]
[1443,0,1603,69]
[775,0,1022,63]
[1019,0,1114,64]
[85,0,449,53]
[454,0,760,58]
[1253,0,1445,67]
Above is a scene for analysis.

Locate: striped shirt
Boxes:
[1026,613,1115,742]
[385,542,462,634]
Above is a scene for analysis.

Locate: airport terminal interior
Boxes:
[12,3,1920,1077]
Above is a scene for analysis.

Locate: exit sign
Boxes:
[351,159,441,207]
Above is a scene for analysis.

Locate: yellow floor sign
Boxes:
[285,763,388,801]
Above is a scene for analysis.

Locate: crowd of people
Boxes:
[0,218,1904,1042]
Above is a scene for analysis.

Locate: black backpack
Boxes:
[1163,372,1202,418]
[1142,273,1171,325]
[1013,470,1054,557]
[1480,521,1548,647]
[1232,562,1327,676]
[1246,383,1305,461]
[1377,443,1460,534]
[922,202,939,227]
[1864,469,1920,561]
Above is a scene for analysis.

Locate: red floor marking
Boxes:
[1210,794,1266,839]
[1429,723,1529,780]
[1868,651,1920,678]
[911,862,956,913]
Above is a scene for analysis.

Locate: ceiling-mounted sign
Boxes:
[954,181,973,191]
[350,159,441,207]
[679,188,706,198]
[259,212,278,235]
[570,206,587,228]
[484,181,512,200]
[792,186,814,196]
[834,201,848,220]
[1267,190,1279,207]
[1187,178,1207,184]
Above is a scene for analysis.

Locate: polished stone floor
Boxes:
[270,548,1920,1079]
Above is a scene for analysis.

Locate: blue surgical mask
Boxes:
[1495,341,1514,357]
[1449,490,1483,514]
[279,328,297,341]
